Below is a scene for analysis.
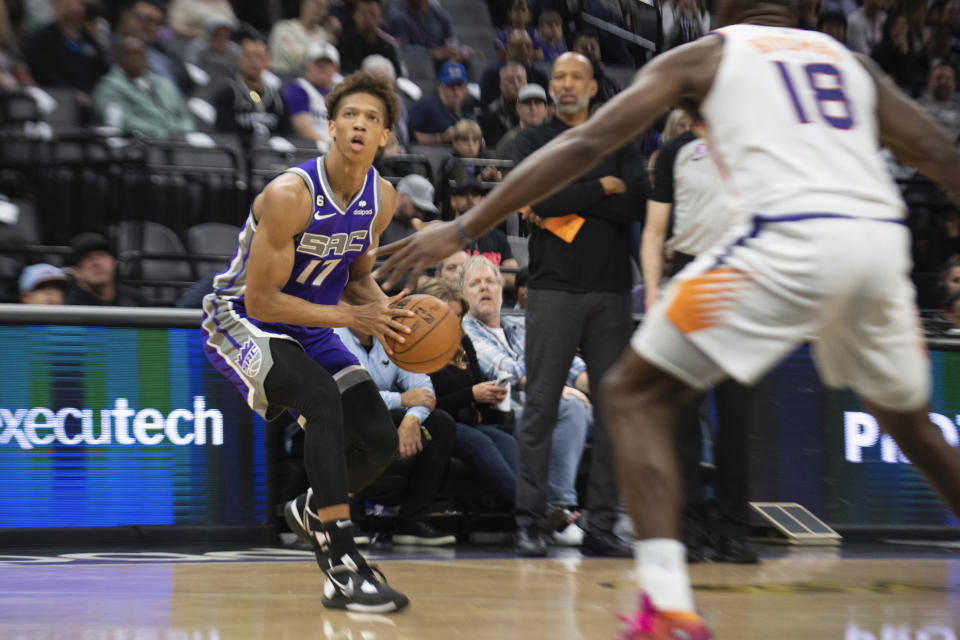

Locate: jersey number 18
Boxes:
[774,61,855,130]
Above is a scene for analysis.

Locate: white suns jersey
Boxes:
[700,24,906,221]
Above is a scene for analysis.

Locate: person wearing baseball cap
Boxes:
[18,263,69,305]
[379,174,439,246]
[64,232,146,307]
[282,40,342,149]
[496,83,548,162]
[409,61,479,145]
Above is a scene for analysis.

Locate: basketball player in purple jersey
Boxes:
[202,72,412,612]
[374,0,960,634]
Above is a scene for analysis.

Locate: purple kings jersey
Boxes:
[205,155,382,344]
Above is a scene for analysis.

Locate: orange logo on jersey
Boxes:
[666,267,748,333]
[747,37,841,60]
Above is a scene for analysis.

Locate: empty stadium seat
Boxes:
[187,223,242,275]
[109,220,195,284]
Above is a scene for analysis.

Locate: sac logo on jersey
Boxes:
[297,230,368,258]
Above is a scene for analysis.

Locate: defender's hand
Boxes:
[373,221,466,291]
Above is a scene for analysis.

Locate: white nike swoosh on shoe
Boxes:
[329,575,354,598]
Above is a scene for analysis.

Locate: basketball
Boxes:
[385,294,461,374]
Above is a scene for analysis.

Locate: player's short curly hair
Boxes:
[325,71,400,131]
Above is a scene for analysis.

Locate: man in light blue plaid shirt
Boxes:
[460,256,592,548]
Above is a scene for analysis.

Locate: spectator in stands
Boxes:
[214,35,290,148]
[362,53,409,153]
[0,0,32,89]
[167,0,237,41]
[338,0,400,77]
[269,0,334,75]
[64,231,146,306]
[440,120,503,193]
[480,62,525,147]
[572,29,620,107]
[25,0,110,100]
[496,83,548,161]
[282,41,340,149]
[941,254,960,298]
[438,250,467,282]
[661,0,710,50]
[18,263,68,305]
[536,11,566,63]
[83,0,111,58]
[120,1,193,97]
[380,174,438,245]
[818,11,848,43]
[419,278,518,504]
[647,107,694,176]
[335,325,457,545]
[386,0,468,68]
[944,290,960,334]
[480,29,548,108]
[511,52,646,558]
[872,11,929,97]
[919,62,960,141]
[847,0,887,54]
[449,176,518,278]
[183,16,238,92]
[460,255,590,548]
[409,61,478,145]
[821,0,857,19]
[495,0,542,60]
[92,37,194,139]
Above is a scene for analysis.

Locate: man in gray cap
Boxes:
[18,263,69,305]
[496,83,548,162]
[379,174,439,246]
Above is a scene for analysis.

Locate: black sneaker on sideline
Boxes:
[515,524,548,557]
[393,519,456,546]
[322,553,410,613]
[580,529,632,558]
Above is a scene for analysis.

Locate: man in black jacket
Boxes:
[510,52,645,557]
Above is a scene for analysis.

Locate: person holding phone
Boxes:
[419,278,520,504]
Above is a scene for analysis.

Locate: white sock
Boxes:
[634,538,696,613]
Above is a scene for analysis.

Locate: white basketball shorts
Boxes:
[632,213,930,412]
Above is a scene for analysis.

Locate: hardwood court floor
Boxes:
[0,545,958,639]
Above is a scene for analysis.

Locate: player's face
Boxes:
[329,92,390,158]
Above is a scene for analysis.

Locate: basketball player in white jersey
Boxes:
[375,0,960,635]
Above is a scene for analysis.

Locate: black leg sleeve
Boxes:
[263,339,348,510]
[340,378,400,494]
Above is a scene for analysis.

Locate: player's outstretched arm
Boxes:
[372,36,723,290]
[859,54,960,208]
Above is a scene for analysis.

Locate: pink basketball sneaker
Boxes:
[614,592,712,640]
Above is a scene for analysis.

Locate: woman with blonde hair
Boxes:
[417,277,518,503]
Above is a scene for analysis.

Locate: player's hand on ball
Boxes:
[354,292,414,356]
[472,381,507,404]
